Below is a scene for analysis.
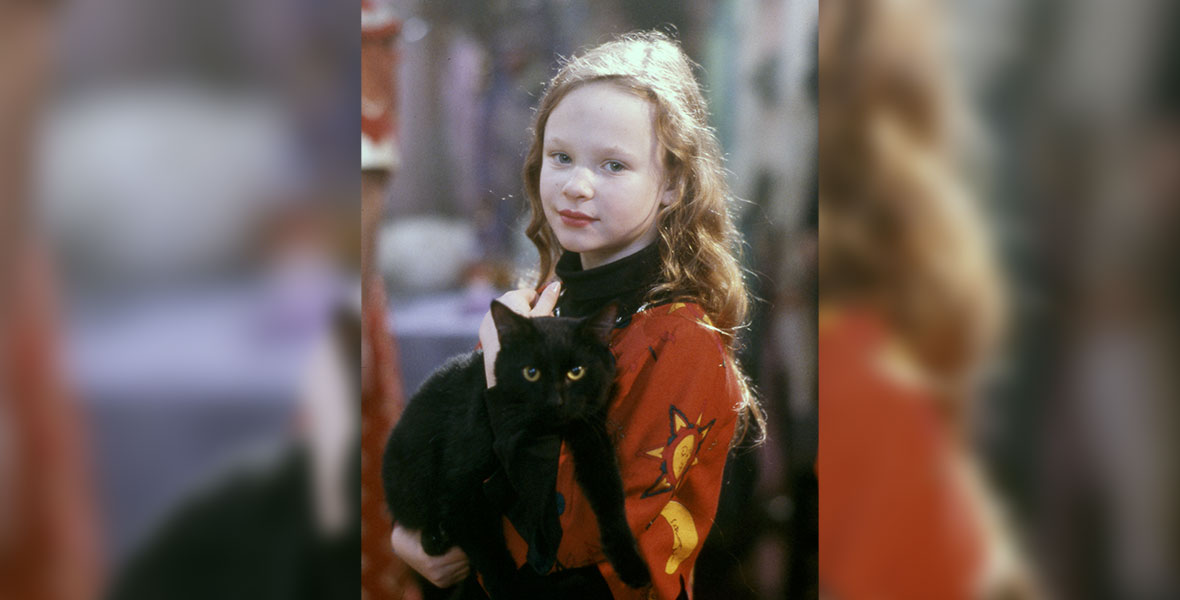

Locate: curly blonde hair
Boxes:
[819,0,1005,416]
[521,31,763,442]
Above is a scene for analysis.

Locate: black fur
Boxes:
[382,301,651,598]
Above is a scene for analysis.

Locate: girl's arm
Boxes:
[601,309,740,599]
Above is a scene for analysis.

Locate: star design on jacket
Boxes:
[639,405,716,499]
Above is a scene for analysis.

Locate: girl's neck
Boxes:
[555,242,662,320]
[578,234,660,270]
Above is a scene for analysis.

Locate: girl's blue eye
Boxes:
[604,160,625,173]
[553,152,571,164]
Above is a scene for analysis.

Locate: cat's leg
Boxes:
[451,505,519,599]
[565,422,652,589]
[418,480,455,555]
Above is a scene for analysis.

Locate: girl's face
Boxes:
[540,82,672,270]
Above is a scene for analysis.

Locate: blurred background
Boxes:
[947,0,1180,597]
[2,0,361,598]
[819,0,1179,598]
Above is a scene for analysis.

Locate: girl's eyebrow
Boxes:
[543,138,640,161]
[599,145,638,161]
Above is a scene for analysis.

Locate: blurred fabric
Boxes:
[1,3,103,600]
[819,0,1180,598]
[3,0,362,597]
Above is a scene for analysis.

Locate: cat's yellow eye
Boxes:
[522,366,541,382]
[567,366,585,381]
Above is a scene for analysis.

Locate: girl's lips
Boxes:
[558,210,596,228]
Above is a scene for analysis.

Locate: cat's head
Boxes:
[488,300,618,422]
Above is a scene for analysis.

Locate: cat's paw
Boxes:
[614,556,652,589]
[420,526,452,555]
[607,543,651,589]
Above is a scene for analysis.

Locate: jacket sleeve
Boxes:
[818,318,984,600]
[598,311,740,600]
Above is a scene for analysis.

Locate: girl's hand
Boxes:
[390,524,470,588]
[479,282,561,388]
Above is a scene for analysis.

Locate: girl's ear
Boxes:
[659,189,675,207]
[659,178,677,207]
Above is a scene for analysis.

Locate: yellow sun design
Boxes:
[640,406,715,498]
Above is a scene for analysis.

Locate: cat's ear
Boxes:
[490,300,533,341]
[580,303,618,345]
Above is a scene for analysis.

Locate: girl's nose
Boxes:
[561,167,594,201]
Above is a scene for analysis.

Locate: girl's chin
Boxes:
[551,232,598,254]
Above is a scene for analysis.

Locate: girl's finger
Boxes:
[436,546,469,567]
[530,281,561,316]
[446,563,471,584]
[434,556,470,587]
[496,289,537,315]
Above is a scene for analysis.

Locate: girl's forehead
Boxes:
[544,82,658,148]
[552,81,651,113]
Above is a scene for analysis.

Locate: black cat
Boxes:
[382,301,651,598]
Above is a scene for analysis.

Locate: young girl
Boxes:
[392,31,760,599]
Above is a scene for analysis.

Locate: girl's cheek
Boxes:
[539,171,559,193]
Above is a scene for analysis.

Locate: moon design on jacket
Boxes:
[658,500,699,575]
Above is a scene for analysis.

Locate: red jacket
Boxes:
[818,309,984,600]
[504,302,740,599]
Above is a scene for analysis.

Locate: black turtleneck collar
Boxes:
[554,243,664,322]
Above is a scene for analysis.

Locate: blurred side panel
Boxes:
[13,0,364,597]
